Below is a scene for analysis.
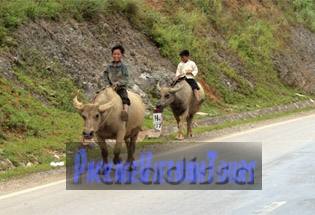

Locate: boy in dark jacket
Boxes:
[104,44,130,121]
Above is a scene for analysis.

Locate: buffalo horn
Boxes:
[98,100,116,112]
[73,90,84,110]
[156,81,162,91]
[169,82,184,93]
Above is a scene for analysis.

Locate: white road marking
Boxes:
[210,113,315,141]
[0,179,66,200]
[255,201,287,215]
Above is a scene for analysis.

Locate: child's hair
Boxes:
[111,44,125,55]
[179,50,189,57]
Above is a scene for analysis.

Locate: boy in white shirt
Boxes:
[173,50,204,105]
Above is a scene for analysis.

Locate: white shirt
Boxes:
[175,60,198,79]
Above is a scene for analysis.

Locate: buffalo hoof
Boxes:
[113,157,122,165]
[188,133,194,137]
[176,134,184,140]
[125,162,134,171]
[98,165,112,175]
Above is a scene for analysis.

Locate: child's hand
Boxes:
[112,82,119,89]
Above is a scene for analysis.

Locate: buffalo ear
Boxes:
[78,109,84,115]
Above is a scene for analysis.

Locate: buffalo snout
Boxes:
[82,131,94,139]
[155,103,164,110]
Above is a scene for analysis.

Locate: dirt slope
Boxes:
[0,2,315,103]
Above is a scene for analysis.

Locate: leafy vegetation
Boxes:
[0,0,314,180]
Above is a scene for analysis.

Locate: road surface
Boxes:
[1,113,315,214]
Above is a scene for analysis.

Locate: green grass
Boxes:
[0,76,83,181]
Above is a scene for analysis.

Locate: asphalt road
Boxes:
[1,113,315,215]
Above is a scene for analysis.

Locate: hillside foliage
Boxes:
[0,0,314,178]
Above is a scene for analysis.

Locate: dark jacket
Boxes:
[104,61,130,88]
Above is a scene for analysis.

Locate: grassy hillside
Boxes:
[0,0,314,179]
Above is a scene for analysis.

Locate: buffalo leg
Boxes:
[125,135,137,171]
[98,141,108,164]
[113,128,125,164]
[177,111,188,140]
[186,114,194,137]
[125,137,130,155]
[127,135,137,162]
[174,114,180,128]
[97,140,110,174]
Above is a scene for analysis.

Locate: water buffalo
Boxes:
[73,87,145,165]
[156,80,205,140]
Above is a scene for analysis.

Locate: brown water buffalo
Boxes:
[156,80,205,140]
[73,87,145,165]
